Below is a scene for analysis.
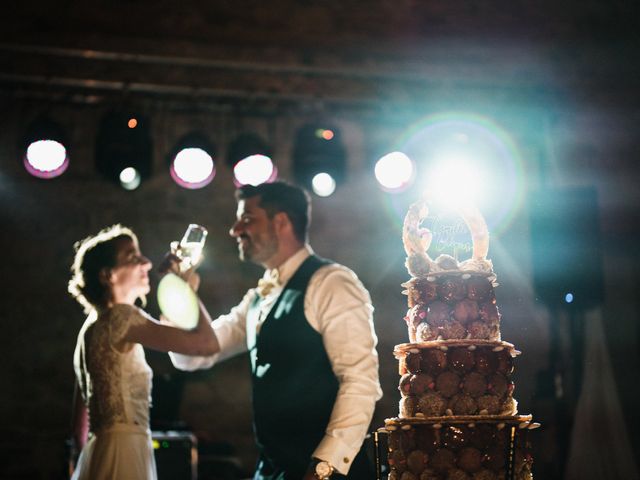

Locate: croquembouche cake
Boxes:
[381,200,538,480]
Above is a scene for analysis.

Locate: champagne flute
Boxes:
[158,224,207,329]
[176,224,208,272]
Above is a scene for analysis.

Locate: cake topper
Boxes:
[402,198,494,279]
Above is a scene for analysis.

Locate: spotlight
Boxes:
[21,116,69,179]
[293,124,346,193]
[423,153,485,207]
[227,133,276,186]
[374,151,415,192]
[169,133,216,189]
[95,110,152,189]
[119,167,141,190]
[172,149,214,188]
[311,172,336,197]
[233,155,276,186]
[397,113,526,236]
[315,128,335,140]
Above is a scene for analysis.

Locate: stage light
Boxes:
[171,148,214,189]
[396,113,525,236]
[228,133,276,186]
[565,293,574,304]
[233,154,275,186]
[119,167,141,190]
[315,128,334,140]
[424,153,485,208]
[21,117,69,179]
[169,133,216,189]
[374,151,415,192]
[96,111,152,188]
[25,140,68,178]
[311,172,336,197]
[293,124,346,192]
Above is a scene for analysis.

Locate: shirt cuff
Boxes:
[168,351,218,371]
[313,435,360,476]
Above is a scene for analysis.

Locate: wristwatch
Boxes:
[313,459,334,480]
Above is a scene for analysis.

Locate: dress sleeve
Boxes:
[108,304,152,346]
[305,264,383,475]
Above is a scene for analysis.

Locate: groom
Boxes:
[168,181,382,479]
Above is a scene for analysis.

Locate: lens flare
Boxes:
[157,273,199,329]
[424,153,485,207]
[380,112,525,236]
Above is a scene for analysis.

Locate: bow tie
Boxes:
[256,268,281,297]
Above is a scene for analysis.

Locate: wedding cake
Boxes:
[382,201,537,480]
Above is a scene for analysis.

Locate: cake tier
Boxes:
[395,341,519,418]
[403,273,501,342]
[382,416,537,480]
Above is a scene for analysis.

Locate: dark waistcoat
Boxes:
[247,255,338,477]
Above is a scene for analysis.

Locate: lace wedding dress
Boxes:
[72,304,157,480]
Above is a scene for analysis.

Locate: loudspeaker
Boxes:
[152,431,197,480]
[527,186,604,308]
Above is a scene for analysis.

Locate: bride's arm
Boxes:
[123,301,220,356]
[70,381,88,453]
[121,253,219,355]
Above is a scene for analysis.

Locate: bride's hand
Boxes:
[157,241,201,291]
[157,249,181,277]
[182,269,201,292]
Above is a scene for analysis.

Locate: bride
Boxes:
[68,224,218,480]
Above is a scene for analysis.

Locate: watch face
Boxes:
[315,461,332,477]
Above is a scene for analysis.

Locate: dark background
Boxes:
[1,1,639,478]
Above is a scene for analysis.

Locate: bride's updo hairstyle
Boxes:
[69,224,139,313]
